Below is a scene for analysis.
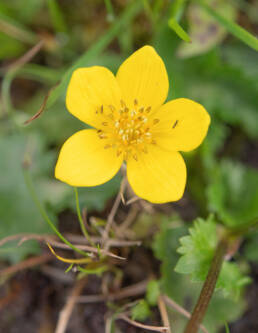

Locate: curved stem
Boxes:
[184,238,228,333]
[74,187,95,247]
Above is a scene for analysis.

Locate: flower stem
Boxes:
[74,187,95,247]
[23,168,89,257]
[183,238,229,333]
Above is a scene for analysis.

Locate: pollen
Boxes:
[96,101,158,160]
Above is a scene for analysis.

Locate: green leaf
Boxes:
[207,160,258,227]
[0,134,56,262]
[146,280,160,306]
[175,216,250,298]
[199,0,258,51]
[131,300,151,322]
[168,18,191,42]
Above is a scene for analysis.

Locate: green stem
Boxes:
[74,187,95,247]
[184,238,229,333]
[23,168,89,257]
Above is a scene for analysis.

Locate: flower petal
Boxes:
[116,46,169,111]
[55,129,123,186]
[66,66,122,128]
[151,98,210,152]
[127,146,186,203]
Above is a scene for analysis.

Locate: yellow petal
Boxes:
[126,146,186,203]
[66,66,122,128]
[151,98,210,152]
[116,46,169,111]
[55,129,123,186]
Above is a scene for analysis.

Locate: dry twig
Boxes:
[163,295,209,333]
[74,279,148,303]
[55,278,87,333]
[0,253,53,277]
[158,296,171,333]
[102,177,127,245]
[116,313,168,332]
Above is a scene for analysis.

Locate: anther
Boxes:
[133,154,138,161]
[117,150,122,157]
[104,144,111,149]
[120,100,126,108]
[146,106,152,113]
[102,122,108,126]
[153,119,160,125]
[139,107,144,113]
[172,120,178,128]
[151,139,157,144]
[134,99,138,106]
[109,105,115,112]
[100,105,104,113]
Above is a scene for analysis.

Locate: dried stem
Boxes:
[102,177,127,245]
[158,295,171,333]
[0,253,53,277]
[184,238,228,333]
[163,295,209,333]
[116,313,168,332]
[75,279,148,303]
[55,277,87,333]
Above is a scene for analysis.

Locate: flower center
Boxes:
[96,99,159,160]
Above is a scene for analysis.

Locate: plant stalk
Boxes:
[184,238,229,333]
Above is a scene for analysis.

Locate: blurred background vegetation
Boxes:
[0,0,258,332]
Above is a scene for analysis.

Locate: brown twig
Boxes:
[102,177,127,245]
[158,296,171,333]
[75,279,148,303]
[24,82,59,125]
[184,238,228,333]
[163,295,209,333]
[0,253,53,277]
[116,313,168,332]
[55,278,87,333]
[4,40,44,72]
[115,205,139,238]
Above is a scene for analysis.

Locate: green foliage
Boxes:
[0,134,55,262]
[207,160,258,227]
[153,216,246,333]
[175,216,217,281]
[131,300,151,322]
[146,280,160,306]
[175,216,250,297]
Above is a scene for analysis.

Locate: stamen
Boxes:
[153,119,160,125]
[109,105,115,112]
[139,107,144,113]
[100,105,104,113]
[133,154,138,161]
[151,139,157,144]
[134,99,138,106]
[120,100,126,108]
[146,106,152,113]
[102,122,108,126]
[104,144,111,149]
[172,120,178,128]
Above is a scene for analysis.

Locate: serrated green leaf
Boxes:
[175,216,250,298]
[146,280,160,306]
[131,300,151,322]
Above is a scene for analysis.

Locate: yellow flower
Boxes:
[55,46,210,203]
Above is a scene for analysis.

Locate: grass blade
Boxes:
[199,0,258,51]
